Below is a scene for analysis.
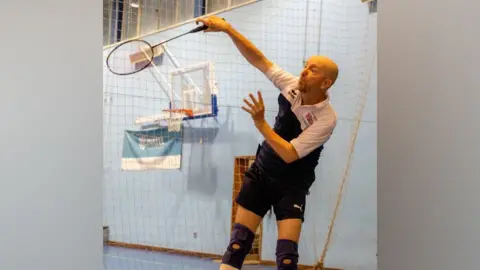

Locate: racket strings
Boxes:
[106,40,155,76]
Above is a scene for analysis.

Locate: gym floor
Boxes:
[103,245,275,270]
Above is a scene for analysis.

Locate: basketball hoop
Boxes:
[166,117,182,132]
[163,109,190,132]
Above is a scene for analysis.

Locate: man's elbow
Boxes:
[257,58,273,74]
[284,157,297,164]
[283,146,300,164]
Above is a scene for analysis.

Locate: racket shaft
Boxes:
[151,25,207,50]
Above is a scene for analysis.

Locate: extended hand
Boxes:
[242,91,265,123]
[195,15,230,32]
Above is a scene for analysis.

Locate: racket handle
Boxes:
[190,24,208,33]
[190,18,225,33]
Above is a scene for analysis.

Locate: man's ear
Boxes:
[323,78,333,89]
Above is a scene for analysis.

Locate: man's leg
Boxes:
[273,190,307,270]
[220,205,263,270]
[220,167,270,270]
[276,218,302,269]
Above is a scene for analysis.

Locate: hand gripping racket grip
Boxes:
[190,18,226,33]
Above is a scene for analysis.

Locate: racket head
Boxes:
[106,39,155,76]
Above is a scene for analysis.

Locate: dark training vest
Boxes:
[254,94,324,191]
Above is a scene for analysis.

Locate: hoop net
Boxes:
[166,116,183,132]
[161,110,187,132]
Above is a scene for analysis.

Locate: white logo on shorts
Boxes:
[293,204,303,212]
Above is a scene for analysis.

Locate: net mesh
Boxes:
[103,0,377,269]
[166,116,183,132]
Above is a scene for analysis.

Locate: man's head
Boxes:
[298,56,339,95]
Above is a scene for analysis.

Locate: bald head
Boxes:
[298,55,339,100]
[308,55,339,86]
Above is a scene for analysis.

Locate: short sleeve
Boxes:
[290,117,336,159]
[264,64,299,92]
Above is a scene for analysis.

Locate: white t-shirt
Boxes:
[264,64,337,159]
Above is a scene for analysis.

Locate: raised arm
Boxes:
[224,26,273,73]
[195,15,273,73]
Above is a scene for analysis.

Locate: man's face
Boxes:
[298,57,334,93]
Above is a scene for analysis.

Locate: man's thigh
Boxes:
[235,167,272,231]
[277,218,303,243]
[273,187,307,242]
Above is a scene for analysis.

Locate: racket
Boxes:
[106,23,208,76]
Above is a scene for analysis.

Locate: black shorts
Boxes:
[235,163,309,222]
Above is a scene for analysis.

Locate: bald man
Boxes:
[196,16,338,270]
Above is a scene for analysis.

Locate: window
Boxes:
[194,0,206,17]
[103,0,256,46]
[369,0,377,14]
[122,0,141,40]
[206,0,228,13]
[103,0,112,45]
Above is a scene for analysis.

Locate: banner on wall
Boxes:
[121,127,183,170]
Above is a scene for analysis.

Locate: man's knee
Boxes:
[221,223,256,269]
[276,239,299,270]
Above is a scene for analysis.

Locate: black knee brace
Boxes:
[221,223,255,269]
[276,239,299,270]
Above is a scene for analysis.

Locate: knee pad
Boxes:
[276,239,299,270]
[221,223,255,269]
